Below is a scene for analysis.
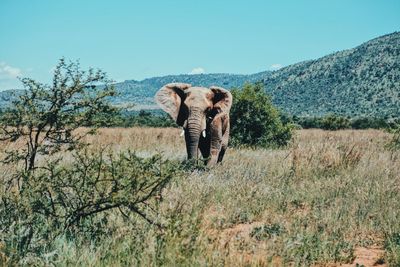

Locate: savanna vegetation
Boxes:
[1,127,399,266]
[1,59,399,266]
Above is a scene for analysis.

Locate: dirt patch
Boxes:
[219,222,264,248]
[202,207,387,267]
[217,222,273,266]
[201,207,273,266]
[340,246,386,267]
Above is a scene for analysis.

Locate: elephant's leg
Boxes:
[198,135,210,161]
[207,149,220,166]
[207,118,223,166]
[217,117,230,164]
[217,146,226,163]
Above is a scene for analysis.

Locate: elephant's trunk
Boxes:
[185,107,203,160]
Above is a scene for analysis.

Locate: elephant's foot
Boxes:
[207,149,220,166]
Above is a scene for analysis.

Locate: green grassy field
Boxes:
[1,128,399,266]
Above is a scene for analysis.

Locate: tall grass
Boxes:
[1,128,399,266]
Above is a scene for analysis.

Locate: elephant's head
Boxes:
[155,83,232,159]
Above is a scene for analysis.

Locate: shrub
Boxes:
[230,83,293,148]
[293,116,323,129]
[126,110,177,127]
[350,117,388,129]
[292,115,392,130]
[92,110,178,128]
[320,114,351,130]
[0,149,184,264]
[0,58,116,171]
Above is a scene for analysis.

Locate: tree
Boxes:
[0,59,188,264]
[230,83,293,148]
[0,58,116,171]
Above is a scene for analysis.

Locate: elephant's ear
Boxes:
[210,86,232,114]
[155,83,191,123]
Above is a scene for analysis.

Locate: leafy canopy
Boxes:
[230,83,293,148]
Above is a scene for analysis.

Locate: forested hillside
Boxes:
[264,32,400,118]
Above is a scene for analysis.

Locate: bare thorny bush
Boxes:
[0,59,185,264]
[0,58,116,172]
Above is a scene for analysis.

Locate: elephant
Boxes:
[155,83,232,166]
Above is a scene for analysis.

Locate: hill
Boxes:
[264,31,400,118]
[110,72,271,110]
[0,72,271,110]
[1,32,399,117]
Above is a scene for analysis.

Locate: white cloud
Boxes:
[0,62,22,90]
[0,62,21,79]
[269,64,283,71]
[189,67,205,75]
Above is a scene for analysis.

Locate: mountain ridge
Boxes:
[263,31,400,117]
[1,32,399,117]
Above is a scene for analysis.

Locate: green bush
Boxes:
[287,115,393,130]
[320,114,351,130]
[230,83,293,148]
[124,110,177,128]
[291,116,323,129]
[90,110,178,128]
[350,117,388,129]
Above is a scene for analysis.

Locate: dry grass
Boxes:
[1,128,400,266]
[85,127,186,159]
[87,128,399,266]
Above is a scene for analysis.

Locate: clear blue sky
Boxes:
[0,0,399,90]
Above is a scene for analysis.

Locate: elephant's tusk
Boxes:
[202,130,206,138]
[180,129,185,137]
